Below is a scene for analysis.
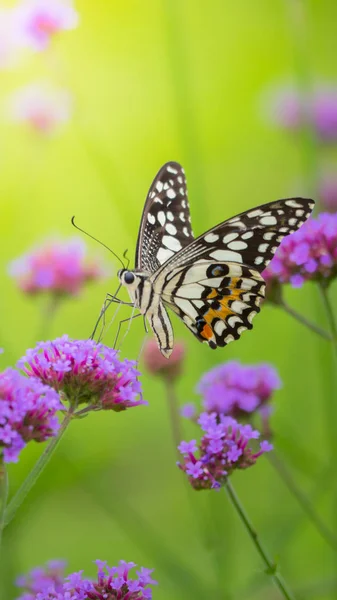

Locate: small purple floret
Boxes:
[263,213,337,288]
[196,360,281,417]
[18,335,145,412]
[178,412,272,490]
[15,559,157,600]
[0,368,62,463]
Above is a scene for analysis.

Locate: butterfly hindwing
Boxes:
[135,161,194,273]
[160,261,265,349]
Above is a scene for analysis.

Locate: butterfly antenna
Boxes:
[71,216,125,269]
[123,248,130,269]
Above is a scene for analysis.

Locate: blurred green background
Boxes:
[1,1,337,598]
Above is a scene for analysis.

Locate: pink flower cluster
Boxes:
[142,339,185,379]
[0,368,62,463]
[17,0,78,51]
[263,213,337,288]
[178,412,272,490]
[9,237,108,297]
[9,83,72,134]
[18,336,145,412]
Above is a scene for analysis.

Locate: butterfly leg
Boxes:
[90,294,116,341]
[114,311,142,350]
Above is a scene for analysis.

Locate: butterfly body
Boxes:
[118,162,314,357]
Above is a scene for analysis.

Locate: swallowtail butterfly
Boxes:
[118,162,314,357]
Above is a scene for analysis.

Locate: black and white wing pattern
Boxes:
[153,197,314,349]
[135,162,194,273]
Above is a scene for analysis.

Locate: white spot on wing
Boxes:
[214,321,226,335]
[263,232,275,241]
[158,211,166,226]
[223,232,238,244]
[248,209,263,218]
[176,283,204,299]
[289,218,297,226]
[224,334,235,344]
[183,226,190,237]
[254,256,264,265]
[248,310,257,323]
[157,248,174,263]
[167,211,174,221]
[210,249,243,262]
[147,213,155,224]
[174,297,199,318]
[167,188,176,199]
[162,235,182,251]
[260,216,277,226]
[166,223,177,235]
[156,181,163,192]
[258,243,269,253]
[166,165,178,174]
[179,212,186,222]
[231,300,249,314]
[228,315,242,328]
[285,200,302,208]
[296,209,304,217]
[227,240,248,251]
[204,233,219,243]
[241,231,254,240]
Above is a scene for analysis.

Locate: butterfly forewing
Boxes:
[135,161,194,273]
[154,197,314,275]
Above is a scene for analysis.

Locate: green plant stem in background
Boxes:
[163,378,182,458]
[224,479,297,600]
[287,0,319,199]
[319,285,337,455]
[4,410,73,528]
[280,301,332,340]
[268,452,337,553]
[0,464,8,553]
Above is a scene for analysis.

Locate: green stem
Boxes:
[319,285,337,454]
[268,452,337,553]
[224,479,297,600]
[4,410,73,527]
[280,300,332,340]
[0,464,8,552]
[164,378,183,458]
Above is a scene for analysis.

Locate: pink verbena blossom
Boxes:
[268,85,337,142]
[142,338,185,379]
[16,560,66,600]
[17,0,78,51]
[9,236,107,297]
[18,336,144,412]
[8,82,72,134]
[0,7,24,69]
[0,368,62,463]
[196,360,281,418]
[263,213,337,288]
[178,412,272,490]
[15,559,157,600]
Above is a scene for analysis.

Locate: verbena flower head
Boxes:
[263,213,337,288]
[268,85,337,142]
[16,560,66,599]
[17,0,78,51]
[9,236,107,296]
[18,336,144,412]
[178,412,272,490]
[8,83,72,134]
[196,360,281,418]
[0,368,62,463]
[143,338,185,379]
[16,559,157,600]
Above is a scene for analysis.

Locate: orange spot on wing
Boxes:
[206,288,218,299]
[201,323,213,340]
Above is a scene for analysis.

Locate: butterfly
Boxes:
[117,161,314,358]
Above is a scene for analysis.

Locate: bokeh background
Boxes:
[1,1,337,598]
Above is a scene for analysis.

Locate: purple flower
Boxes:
[18,335,145,412]
[177,412,272,490]
[16,0,78,51]
[9,236,108,296]
[263,213,337,288]
[268,85,337,142]
[196,360,281,418]
[180,402,196,419]
[8,82,72,135]
[15,559,157,600]
[0,368,62,463]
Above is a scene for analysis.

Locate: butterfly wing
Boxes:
[154,197,314,273]
[135,161,194,273]
[152,197,314,349]
[160,261,265,348]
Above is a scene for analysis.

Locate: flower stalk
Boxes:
[280,300,332,340]
[4,409,73,528]
[224,479,297,600]
[0,464,8,552]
